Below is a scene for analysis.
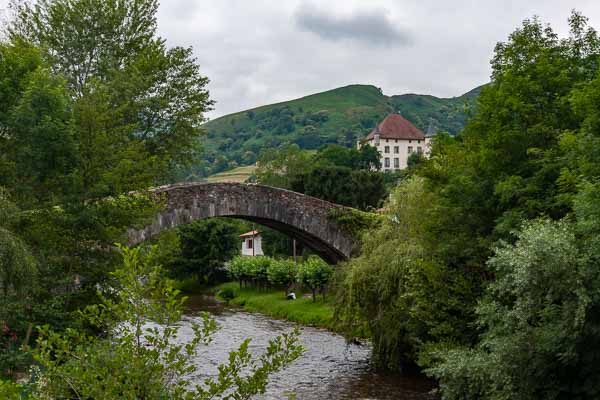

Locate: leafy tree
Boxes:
[349,170,386,210]
[427,216,600,400]
[9,0,213,190]
[256,144,313,190]
[334,177,482,371]
[267,259,297,295]
[0,40,75,205]
[314,144,361,169]
[297,256,333,302]
[171,219,241,284]
[358,144,381,170]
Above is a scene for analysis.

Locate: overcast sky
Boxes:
[3,1,600,119]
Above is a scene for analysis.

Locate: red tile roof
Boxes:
[365,114,425,141]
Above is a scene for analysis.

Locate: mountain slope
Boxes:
[200,84,484,174]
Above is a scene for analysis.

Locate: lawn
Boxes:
[213,282,335,330]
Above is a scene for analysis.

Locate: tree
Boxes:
[256,144,313,190]
[426,217,600,400]
[0,40,75,206]
[358,144,381,170]
[334,177,482,371]
[172,219,241,284]
[20,246,303,399]
[297,256,333,302]
[314,144,361,169]
[301,166,354,206]
[9,0,213,191]
[349,170,386,210]
[267,259,297,296]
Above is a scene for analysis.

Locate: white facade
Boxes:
[359,135,427,171]
[240,232,264,256]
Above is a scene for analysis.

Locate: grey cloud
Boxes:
[294,3,411,46]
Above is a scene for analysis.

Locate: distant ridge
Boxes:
[198,83,484,175]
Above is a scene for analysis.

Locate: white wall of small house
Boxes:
[362,137,426,171]
[241,235,264,256]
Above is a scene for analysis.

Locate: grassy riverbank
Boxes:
[214,282,335,330]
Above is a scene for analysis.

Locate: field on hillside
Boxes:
[205,165,257,183]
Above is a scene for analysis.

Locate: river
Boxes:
[180,293,437,400]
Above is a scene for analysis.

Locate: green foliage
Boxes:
[0,379,22,400]
[327,207,382,236]
[426,218,600,400]
[334,177,483,371]
[229,256,333,302]
[297,256,334,302]
[267,259,298,294]
[22,246,303,399]
[258,144,388,210]
[333,12,600,397]
[8,0,213,193]
[229,255,273,289]
[256,144,314,190]
[217,286,236,302]
[0,0,213,380]
[173,219,241,283]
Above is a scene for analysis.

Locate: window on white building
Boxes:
[384,146,390,153]
[384,158,390,168]
[247,239,253,249]
[394,146,399,154]
[408,146,413,154]
[394,158,399,168]
[418,140,421,144]
[417,147,423,154]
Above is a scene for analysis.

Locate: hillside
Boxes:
[200,84,484,174]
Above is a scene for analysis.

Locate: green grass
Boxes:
[214,282,335,330]
[205,165,257,183]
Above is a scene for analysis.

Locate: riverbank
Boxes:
[213,282,336,330]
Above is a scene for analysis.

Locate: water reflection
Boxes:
[181,293,437,400]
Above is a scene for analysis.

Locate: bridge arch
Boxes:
[128,182,358,264]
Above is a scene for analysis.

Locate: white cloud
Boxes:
[3,0,600,119]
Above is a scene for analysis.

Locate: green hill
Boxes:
[200,84,484,175]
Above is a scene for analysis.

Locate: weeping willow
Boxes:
[0,188,37,297]
[334,177,481,371]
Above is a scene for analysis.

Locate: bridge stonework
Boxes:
[128,182,357,264]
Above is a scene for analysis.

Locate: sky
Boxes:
[3,1,600,119]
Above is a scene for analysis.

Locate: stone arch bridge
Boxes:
[128,182,358,264]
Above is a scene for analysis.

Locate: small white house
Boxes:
[240,230,264,256]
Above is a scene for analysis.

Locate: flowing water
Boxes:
[181,293,437,400]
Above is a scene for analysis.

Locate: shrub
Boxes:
[217,287,236,302]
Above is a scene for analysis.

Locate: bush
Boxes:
[217,287,236,302]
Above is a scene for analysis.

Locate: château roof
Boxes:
[365,114,425,141]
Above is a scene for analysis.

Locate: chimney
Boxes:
[374,124,381,146]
